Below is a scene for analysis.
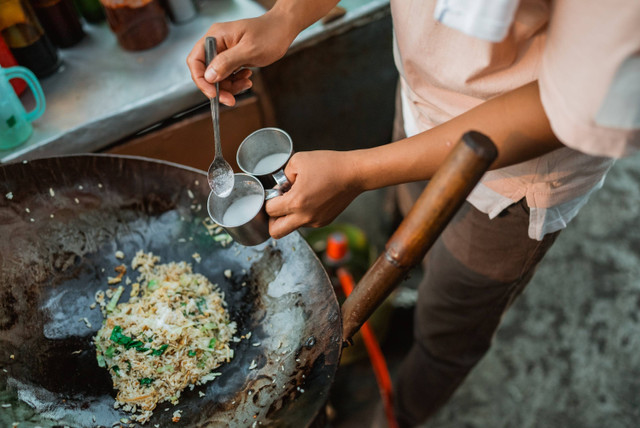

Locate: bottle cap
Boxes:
[326,232,349,263]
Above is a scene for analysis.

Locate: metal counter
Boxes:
[0,0,389,164]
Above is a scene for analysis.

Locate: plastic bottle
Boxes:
[321,228,370,287]
[306,225,394,365]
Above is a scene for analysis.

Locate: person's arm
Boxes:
[265,80,564,238]
[186,0,340,105]
[353,80,562,189]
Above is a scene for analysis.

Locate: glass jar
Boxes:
[0,0,61,77]
[100,0,168,51]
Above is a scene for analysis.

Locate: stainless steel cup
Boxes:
[207,173,279,246]
[236,127,293,191]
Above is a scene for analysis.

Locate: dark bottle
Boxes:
[73,0,104,23]
[0,0,61,77]
[30,0,84,48]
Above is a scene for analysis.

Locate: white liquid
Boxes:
[222,194,264,226]
[209,168,234,197]
[252,153,289,175]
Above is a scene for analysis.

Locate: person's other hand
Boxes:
[265,151,364,239]
[187,11,298,106]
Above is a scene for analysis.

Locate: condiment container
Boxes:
[100,0,168,51]
[0,0,61,77]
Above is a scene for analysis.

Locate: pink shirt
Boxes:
[391,0,640,237]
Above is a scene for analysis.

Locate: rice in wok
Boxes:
[93,251,237,423]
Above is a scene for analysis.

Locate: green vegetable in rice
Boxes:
[106,286,124,313]
[139,377,154,386]
[93,251,237,424]
[151,344,169,356]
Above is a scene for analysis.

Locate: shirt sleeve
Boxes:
[538,0,640,158]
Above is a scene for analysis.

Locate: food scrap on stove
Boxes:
[108,265,127,284]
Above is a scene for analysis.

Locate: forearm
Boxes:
[270,0,341,37]
[350,81,564,191]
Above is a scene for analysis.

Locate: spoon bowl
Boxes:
[208,156,234,197]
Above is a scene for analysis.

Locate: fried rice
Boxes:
[94,251,237,423]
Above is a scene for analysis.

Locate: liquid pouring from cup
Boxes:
[204,37,234,198]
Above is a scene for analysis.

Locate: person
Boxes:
[187,0,640,426]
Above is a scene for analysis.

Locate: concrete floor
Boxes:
[325,153,640,428]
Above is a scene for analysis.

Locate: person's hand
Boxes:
[187,10,298,106]
[265,151,364,239]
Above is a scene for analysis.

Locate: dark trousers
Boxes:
[393,198,559,427]
[390,87,560,426]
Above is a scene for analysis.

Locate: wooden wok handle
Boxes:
[341,131,498,343]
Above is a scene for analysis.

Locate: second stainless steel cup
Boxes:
[236,127,293,191]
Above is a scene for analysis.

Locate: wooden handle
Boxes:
[341,131,498,343]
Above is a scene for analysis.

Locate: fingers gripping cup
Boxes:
[207,174,279,246]
[237,127,293,192]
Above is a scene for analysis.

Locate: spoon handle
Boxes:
[204,37,222,159]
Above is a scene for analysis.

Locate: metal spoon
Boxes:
[205,37,234,197]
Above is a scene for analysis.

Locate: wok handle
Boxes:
[341,131,498,343]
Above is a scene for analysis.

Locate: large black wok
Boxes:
[0,155,341,427]
[0,132,496,427]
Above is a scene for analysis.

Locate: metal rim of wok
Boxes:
[0,154,342,427]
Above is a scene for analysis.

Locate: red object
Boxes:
[0,36,27,95]
[337,267,399,428]
[326,232,349,263]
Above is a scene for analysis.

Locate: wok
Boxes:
[0,132,496,427]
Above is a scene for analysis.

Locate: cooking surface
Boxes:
[0,155,341,427]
